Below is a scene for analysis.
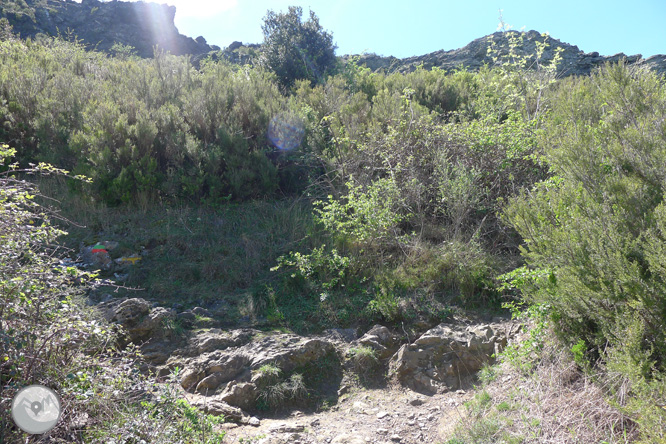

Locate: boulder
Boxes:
[355,325,398,359]
[389,323,511,394]
[190,397,246,422]
[176,331,337,408]
[218,381,258,410]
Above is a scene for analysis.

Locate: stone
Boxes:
[356,325,398,359]
[191,398,245,422]
[270,423,305,433]
[389,322,512,394]
[352,401,369,413]
[219,382,258,410]
[324,328,358,343]
[337,384,351,396]
[129,307,174,341]
[175,330,338,411]
[331,434,366,444]
[191,306,211,317]
[99,298,175,343]
[180,368,203,391]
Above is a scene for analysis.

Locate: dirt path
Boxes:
[219,385,473,444]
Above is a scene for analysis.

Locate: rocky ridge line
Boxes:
[349,30,666,77]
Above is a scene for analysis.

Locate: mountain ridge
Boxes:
[349,30,666,77]
[1,0,664,76]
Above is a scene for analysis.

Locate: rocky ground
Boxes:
[217,385,473,444]
[91,290,517,444]
[82,237,519,444]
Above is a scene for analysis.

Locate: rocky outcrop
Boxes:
[173,333,337,395]
[389,323,509,395]
[355,325,399,359]
[99,297,175,344]
[95,294,516,422]
[1,0,215,58]
[349,30,666,77]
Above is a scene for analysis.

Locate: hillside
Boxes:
[0,0,215,57]
[1,4,665,443]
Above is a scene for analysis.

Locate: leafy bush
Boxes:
[0,35,285,204]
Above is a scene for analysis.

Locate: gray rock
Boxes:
[269,423,305,433]
[346,30,666,78]
[99,298,175,343]
[331,434,366,444]
[191,398,245,422]
[389,322,512,394]
[323,328,358,343]
[356,325,398,359]
[191,306,211,317]
[178,331,337,405]
[219,381,258,410]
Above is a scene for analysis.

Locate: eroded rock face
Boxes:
[96,293,515,422]
[174,333,337,396]
[389,323,510,394]
[2,0,214,58]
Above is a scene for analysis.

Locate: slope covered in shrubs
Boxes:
[1,20,665,442]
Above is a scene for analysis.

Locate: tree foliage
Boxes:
[260,6,337,90]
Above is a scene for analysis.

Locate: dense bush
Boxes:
[504,63,666,441]
[0,35,284,204]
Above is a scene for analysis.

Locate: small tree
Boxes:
[260,6,337,90]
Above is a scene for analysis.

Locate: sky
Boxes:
[131,0,665,59]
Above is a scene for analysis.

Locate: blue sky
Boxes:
[145,0,665,58]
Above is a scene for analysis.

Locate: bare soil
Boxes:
[216,384,475,444]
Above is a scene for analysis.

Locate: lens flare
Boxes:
[268,114,304,151]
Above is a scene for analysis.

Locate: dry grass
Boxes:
[446,335,639,444]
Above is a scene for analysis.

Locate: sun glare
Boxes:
[164,0,238,17]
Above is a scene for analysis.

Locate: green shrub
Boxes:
[503,62,666,441]
[254,364,308,411]
[348,346,381,385]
